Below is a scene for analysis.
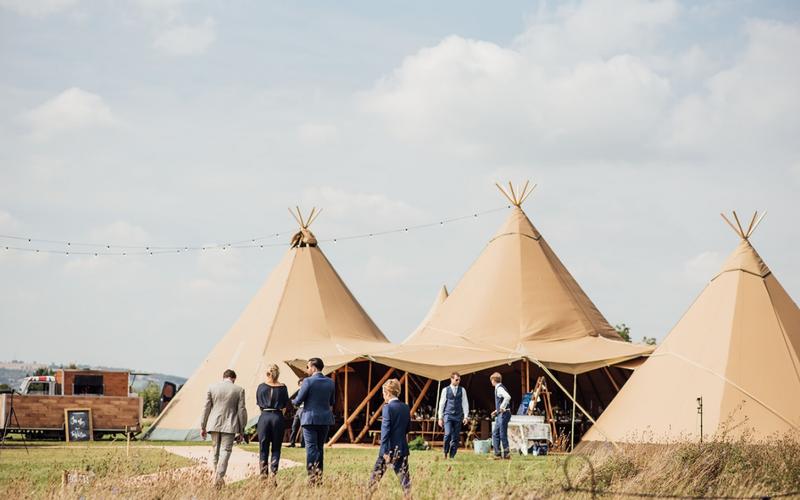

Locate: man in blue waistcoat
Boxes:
[490,372,512,459]
[437,372,469,459]
[292,357,335,485]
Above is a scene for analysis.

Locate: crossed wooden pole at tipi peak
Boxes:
[495,180,537,207]
[720,210,766,240]
[288,206,322,229]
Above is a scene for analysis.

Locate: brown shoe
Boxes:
[502,455,511,460]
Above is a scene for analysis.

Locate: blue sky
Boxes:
[1,0,798,376]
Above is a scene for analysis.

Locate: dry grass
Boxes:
[1,434,797,499]
[571,432,800,498]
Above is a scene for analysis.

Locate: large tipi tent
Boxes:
[582,212,800,444]
[146,208,391,440]
[374,182,653,380]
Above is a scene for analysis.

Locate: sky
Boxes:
[1,0,798,378]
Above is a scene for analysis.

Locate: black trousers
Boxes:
[289,409,304,445]
[257,411,285,474]
[302,424,329,483]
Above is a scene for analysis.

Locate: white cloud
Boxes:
[364,255,410,282]
[133,0,185,22]
[153,17,216,56]
[88,221,150,248]
[297,123,338,147]
[195,245,242,280]
[360,34,671,160]
[0,0,77,17]
[666,20,800,163]
[683,251,724,283]
[24,87,114,139]
[302,186,424,224]
[0,210,21,232]
[516,0,680,65]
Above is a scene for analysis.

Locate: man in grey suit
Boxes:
[291,357,335,486]
[201,369,247,486]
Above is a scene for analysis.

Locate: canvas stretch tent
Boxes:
[582,212,800,444]
[145,208,393,440]
[311,182,655,449]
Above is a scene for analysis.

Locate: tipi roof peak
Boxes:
[289,206,320,248]
[720,210,766,241]
[495,180,536,207]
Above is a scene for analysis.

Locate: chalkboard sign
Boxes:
[64,408,93,442]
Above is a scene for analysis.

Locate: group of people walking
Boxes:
[200,358,515,493]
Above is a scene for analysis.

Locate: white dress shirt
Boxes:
[495,384,512,412]
[437,385,469,420]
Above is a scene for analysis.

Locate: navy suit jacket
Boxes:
[292,372,335,426]
[380,399,411,457]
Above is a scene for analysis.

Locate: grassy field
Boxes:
[0,436,797,499]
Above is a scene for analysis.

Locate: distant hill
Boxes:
[0,361,186,392]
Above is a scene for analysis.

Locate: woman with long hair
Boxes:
[256,364,289,479]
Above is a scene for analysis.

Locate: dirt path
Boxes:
[130,445,303,485]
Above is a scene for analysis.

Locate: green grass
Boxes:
[0,445,193,495]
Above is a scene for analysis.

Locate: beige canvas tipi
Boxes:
[146,208,391,440]
[582,212,800,443]
[374,182,652,379]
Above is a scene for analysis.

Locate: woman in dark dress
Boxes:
[256,364,289,478]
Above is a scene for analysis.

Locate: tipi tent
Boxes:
[582,212,800,444]
[403,285,448,345]
[375,182,653,379]
[146,208,391,440]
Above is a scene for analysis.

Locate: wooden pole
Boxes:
[603,367,620,392]
[126,426,130,457]
[344,364,354,442]
[404,372,409,404]
[570,374,577,452]
[355,372,409,443]
[410,378,433,416]
[328,368,394,445]
[525,359,530,393]
[366,361,372,427]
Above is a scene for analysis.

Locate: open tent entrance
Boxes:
[321,357,634,450]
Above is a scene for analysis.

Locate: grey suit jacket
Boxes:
[201,380,247,434]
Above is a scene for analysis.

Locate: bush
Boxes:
[138,382,161,418]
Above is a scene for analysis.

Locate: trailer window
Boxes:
[26,382,50,395]
[74,375,104,395]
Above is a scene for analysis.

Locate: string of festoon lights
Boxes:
[0,205,511,257]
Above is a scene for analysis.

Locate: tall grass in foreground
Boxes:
[1,433,797,499]
[572,432,800,498]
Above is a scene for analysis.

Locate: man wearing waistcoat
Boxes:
[437,372,469,459]
[490,372,512,459]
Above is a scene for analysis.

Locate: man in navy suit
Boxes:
[291,357,335,485]
[368,378,411,496]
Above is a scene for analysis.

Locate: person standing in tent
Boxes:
[291,357,335,486]
[200,369,247,487]
[287,377,305,448]
[368,378,412,496]
[490,372,512,460]
[437,372,469,459]
[256,364,289,480]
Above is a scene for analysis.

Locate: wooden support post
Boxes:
[410,378,433,416]
[520,360,525,396]
[344,364,354,442]
[525,359,530,393]
[570,374,577,452]
[328,368,395,445]
[603,367,620,392]
[404,372,409,404]
[355,372,409,443]
[366,361,372,427]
